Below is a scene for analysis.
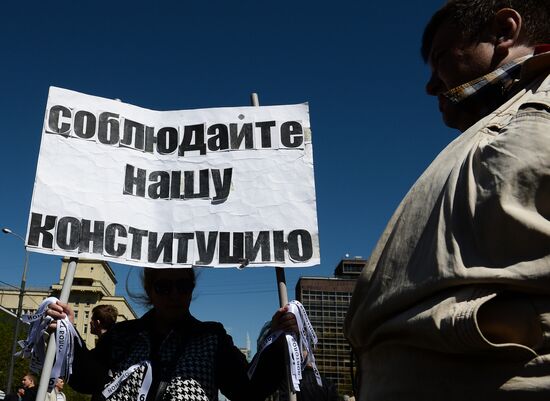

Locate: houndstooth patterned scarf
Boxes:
[106,323,219,401]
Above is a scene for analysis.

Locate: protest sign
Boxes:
[26,87,319,268]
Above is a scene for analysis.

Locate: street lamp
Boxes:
[2,227,29,394]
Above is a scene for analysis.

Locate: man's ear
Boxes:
[492,8,522,55]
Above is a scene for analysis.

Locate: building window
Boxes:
[83,324,88,334]
[85,311,89,319]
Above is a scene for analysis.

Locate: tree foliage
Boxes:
[0,314,30,394]
[0,313,90,401]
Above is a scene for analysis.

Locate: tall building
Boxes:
[295,256,366,398]
[0,258,137,346]
[238,332,251,361]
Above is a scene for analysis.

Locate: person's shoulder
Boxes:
[105,319,136,340]
[192,317,226,334]
[110,311,150,334]
[112,317,141,331]
[519,64,550,104]
[23,387,37,401]
[98,315,146,347]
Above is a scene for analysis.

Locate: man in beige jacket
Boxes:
[46,379,66,401]
[345,1,550,399]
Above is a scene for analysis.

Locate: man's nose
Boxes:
[426,72,443,96]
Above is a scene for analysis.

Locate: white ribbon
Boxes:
[18,296,55,363]
[286,333,302,391]
[286,301,322,388]
[290,301,318,346]
[248,300,321,392]
[18,297,81,389]
[102,361,153,401]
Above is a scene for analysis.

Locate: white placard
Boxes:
[26,87,320,268]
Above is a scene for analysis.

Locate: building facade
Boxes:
[295,257,366,398]
[0,258,137,346]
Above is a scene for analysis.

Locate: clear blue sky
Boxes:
[0,0,456,352]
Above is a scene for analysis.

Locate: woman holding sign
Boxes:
[47,268,297,401]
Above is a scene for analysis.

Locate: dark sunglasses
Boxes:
[152,279,195,295]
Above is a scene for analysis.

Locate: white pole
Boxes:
[35,257,78,401]
[250,92,296,401]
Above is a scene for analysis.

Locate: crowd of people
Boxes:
[4,373,63,401]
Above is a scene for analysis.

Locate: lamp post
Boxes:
[2,228,29,394]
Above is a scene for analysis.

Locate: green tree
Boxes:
[0,313,90,401]
[0,313,30,394]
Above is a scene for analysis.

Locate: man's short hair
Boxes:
[91,304,118,330]
[421,0,550,62]
[23,373,36,386]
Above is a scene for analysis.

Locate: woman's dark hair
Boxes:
[421,0,550,61]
